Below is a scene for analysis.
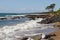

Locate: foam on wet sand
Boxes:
[0,18,55,40]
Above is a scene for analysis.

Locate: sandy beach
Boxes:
[50,28,60,40]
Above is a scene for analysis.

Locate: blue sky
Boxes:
[0,0,60,13]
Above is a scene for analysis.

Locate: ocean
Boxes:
[0,13,38,17]
[0,13,55,40]
[0,13,31,27]
[0,13,26,17]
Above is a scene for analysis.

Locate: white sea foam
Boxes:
[0,18,54,40]
[5,15,25,17]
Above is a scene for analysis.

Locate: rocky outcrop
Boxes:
[0,17,7,20]
[26,15,49,20]
[39,15,60,24]
[11,16,20,19]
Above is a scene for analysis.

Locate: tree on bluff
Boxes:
[45,3,55,12]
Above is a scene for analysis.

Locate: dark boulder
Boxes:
[39,14,60,24]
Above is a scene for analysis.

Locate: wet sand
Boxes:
[50,28,60,40]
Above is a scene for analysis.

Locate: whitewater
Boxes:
[0,18,55,40]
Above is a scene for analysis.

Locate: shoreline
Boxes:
[49,28,60,40]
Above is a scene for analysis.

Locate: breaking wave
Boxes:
[0,18,54,40]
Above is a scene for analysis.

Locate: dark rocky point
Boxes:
[39,14,60,24]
